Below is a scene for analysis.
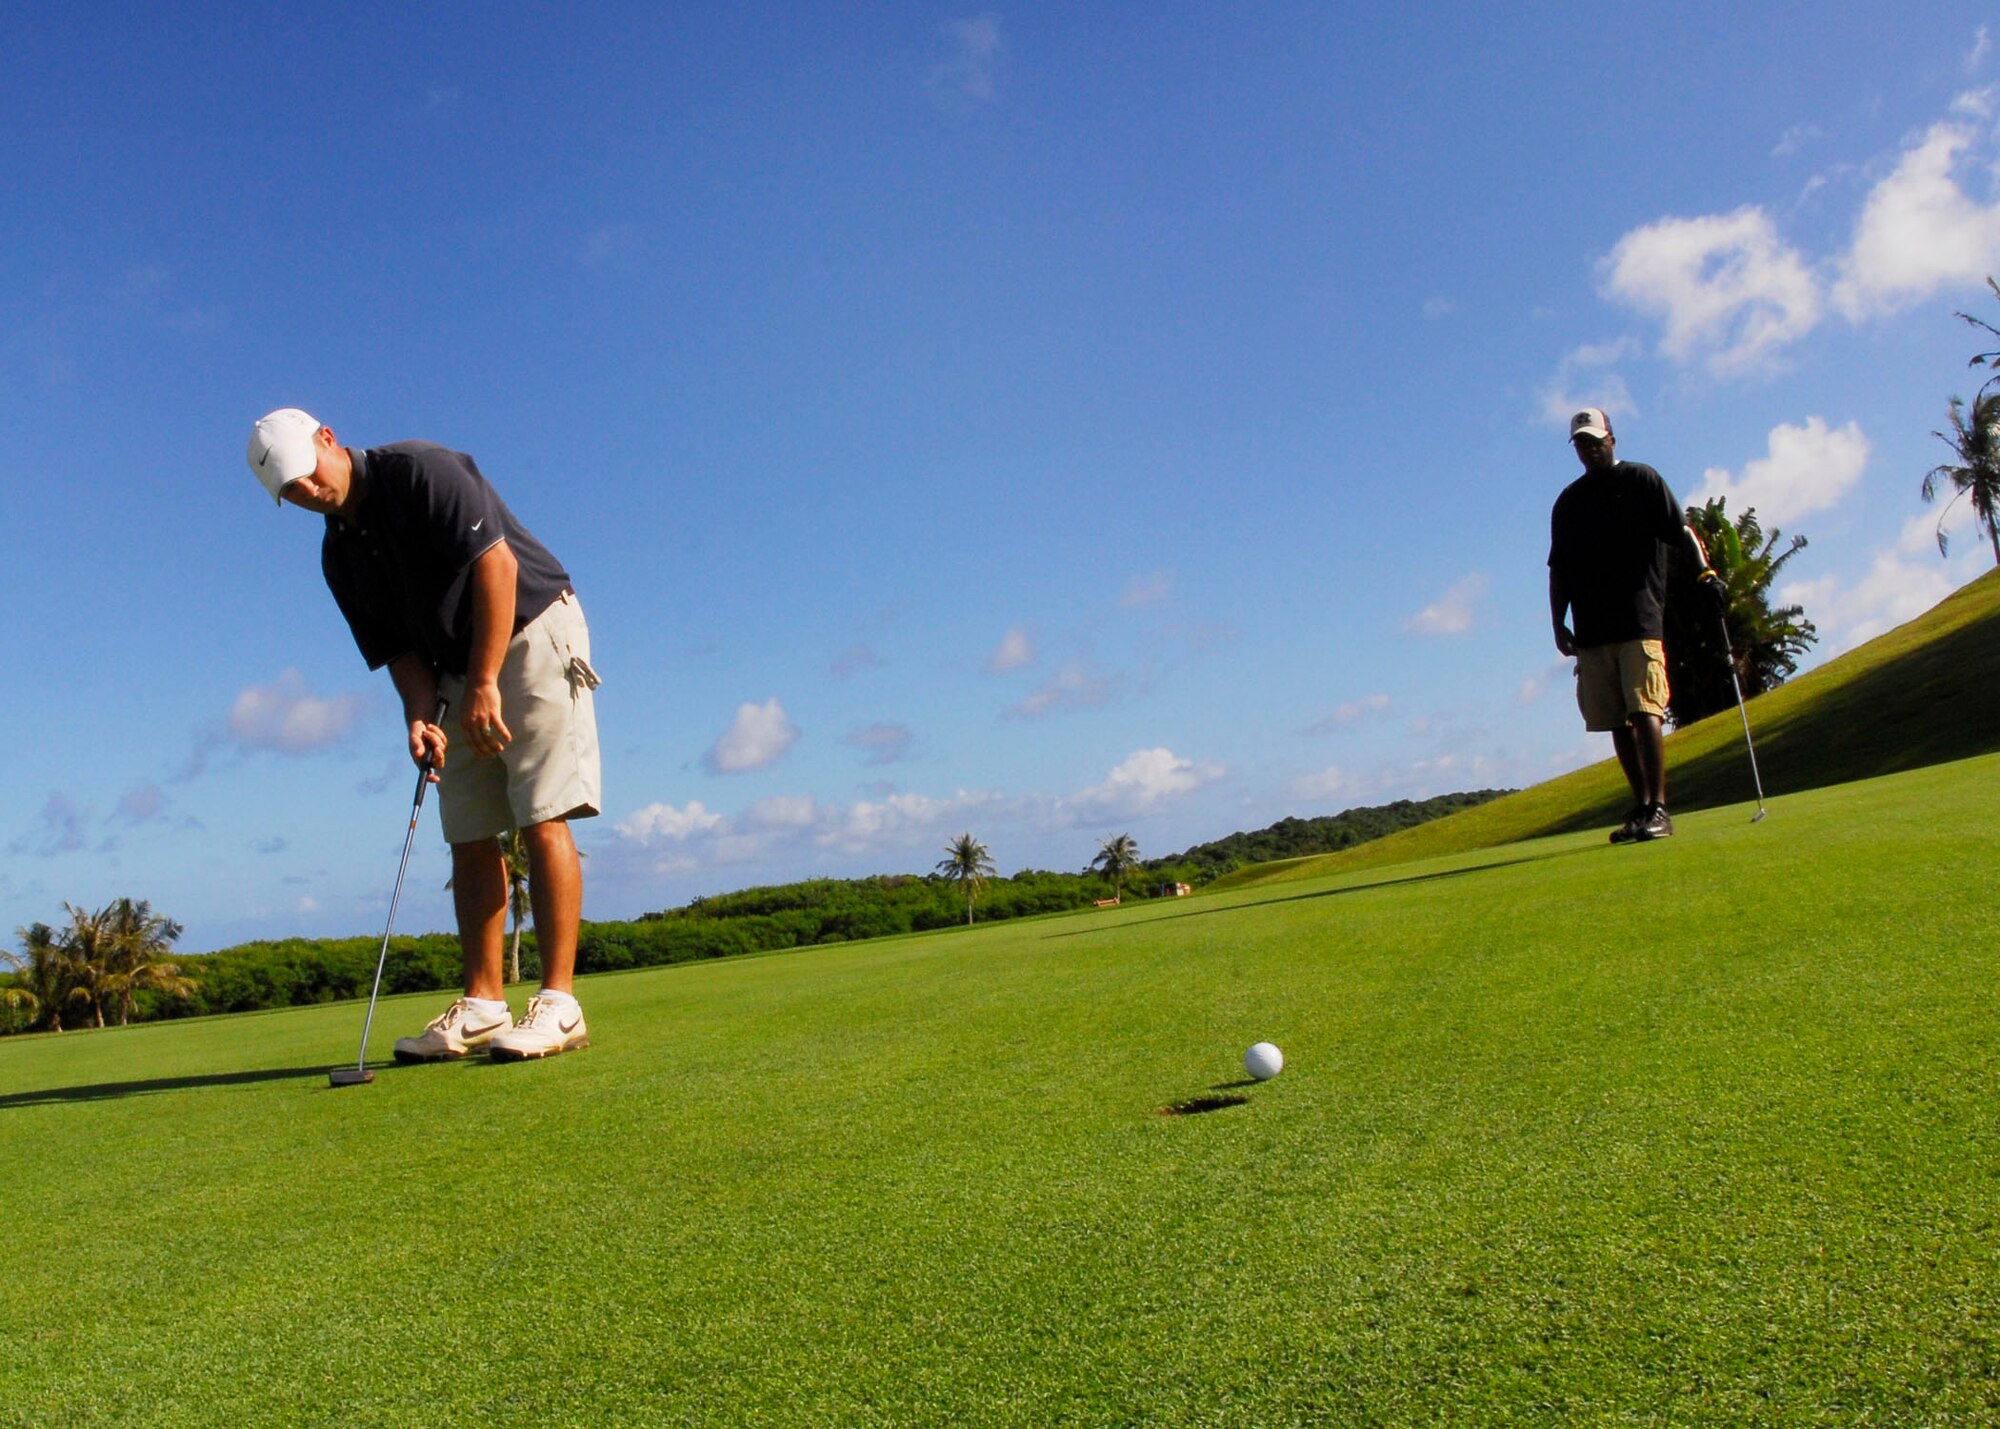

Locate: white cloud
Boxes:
[616,800,727,843]
[1298,694,1390,737]
[1540,338,1641,427]
[1784,511,1988,652]
[704,699,800,774]
[1832,108,2000,319]
[1067,748,1224,822]
[1010,660,1112,719]
[1691,417,1871,527]
[743,795,819,831]
[228,670,368,754]
[1601,206,1821,373]
[1422,295,1454,320]
[987,626,1036,673]
[296,896,320,915]
[1969,25,1992,73]
[1402,574,1489,638]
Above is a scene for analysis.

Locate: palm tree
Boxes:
[1923,391,2000,564]
[934,834,997,926]
[61,903,113,1030]
[98,898,193,1027]
[1663,497,1817,728]
[1088,834,1141,903]
[3,923,72,1032]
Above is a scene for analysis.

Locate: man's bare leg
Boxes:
[521,818,581,995]
[450,837,509,1000]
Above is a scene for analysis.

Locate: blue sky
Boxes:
[4,3,1996,951]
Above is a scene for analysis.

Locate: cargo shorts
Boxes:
[1574,638,1669,732]
[437,591,602,844]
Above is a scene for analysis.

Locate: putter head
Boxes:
[328,1067,375,1088]
[1751,810,1767,823]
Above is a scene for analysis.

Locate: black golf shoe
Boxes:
[1629,804,1674,842]
[1608,806,1647,844]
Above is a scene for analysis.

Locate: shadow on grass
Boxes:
[1046,846,1593,938]
[0,1064,341,1109]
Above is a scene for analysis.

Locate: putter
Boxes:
[1716,618,1769,823]
[330,699,449,1088]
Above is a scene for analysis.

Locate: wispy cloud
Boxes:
[10,792,90,857]
[986,626,1036,673]
[1298,694,1390,737]
[114,784,203,832]
[1119,571,1174,610]
[1402,575,1489,638]
[928,15,1004,103]
[830,643,883,678]
[1009,660,1113,719]
[1968,24,1992,73]
[1540,337,1640,428]
[582,223,642,268]
[843,723,914,766]
[704,699,800,774]
[1772,123,1826,160]
[1692,417,1870,528]
[613,747,1224,879]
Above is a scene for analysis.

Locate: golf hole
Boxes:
[1157,1093,1249,1117]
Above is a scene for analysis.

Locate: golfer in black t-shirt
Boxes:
[248,408,601,1060]
[1548,408,1720,843]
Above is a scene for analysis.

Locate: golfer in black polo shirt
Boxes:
[1548,408,1721,844]
[248,408,601,1061]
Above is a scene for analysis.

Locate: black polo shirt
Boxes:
[322,442,572,676]
[1548,460,1685,646]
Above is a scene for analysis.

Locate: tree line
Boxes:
[1,793,1498,1035]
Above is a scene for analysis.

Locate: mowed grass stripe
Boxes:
[3,758,1997,1424]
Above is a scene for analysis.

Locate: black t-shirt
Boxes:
[322,442,572,676]
[1548,460,1684,645]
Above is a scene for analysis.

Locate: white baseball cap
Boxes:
[246,408,323,502]
[1568,408,1613,442]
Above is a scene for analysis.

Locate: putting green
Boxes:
[3,757,1997,1424]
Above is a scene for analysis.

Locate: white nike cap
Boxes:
[247,408,323,503]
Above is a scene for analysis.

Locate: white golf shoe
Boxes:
[489,995,589,1062]
[393,998,512,1063]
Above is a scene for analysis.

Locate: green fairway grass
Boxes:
[5,757,1998,1424]
[1217,567,2000,892]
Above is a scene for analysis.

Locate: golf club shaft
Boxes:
[352,698,448,1072]
[1717,618,1768,816]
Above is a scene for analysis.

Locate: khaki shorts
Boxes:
[1574,638,1669,732]
[437,592,602,844]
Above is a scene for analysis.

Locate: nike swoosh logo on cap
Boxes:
[256,449,272,469]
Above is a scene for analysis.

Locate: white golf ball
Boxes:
[1244,1042,1284,1081]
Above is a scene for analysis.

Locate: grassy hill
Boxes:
[1215,567,2000,890]
[3,753,1997,1423]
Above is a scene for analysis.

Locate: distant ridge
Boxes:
[1214,567,2000,889]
